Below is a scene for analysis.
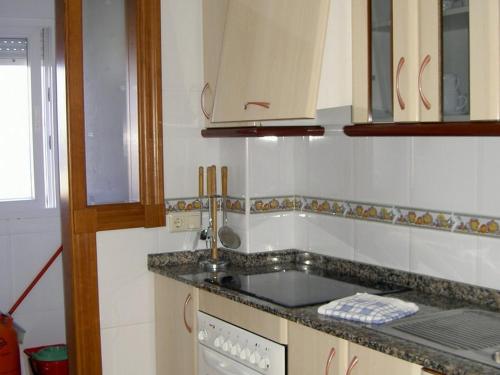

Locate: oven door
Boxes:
[198,344,262,375]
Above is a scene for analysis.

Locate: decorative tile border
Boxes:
[166,195,500,239]
[302,196,500,238]
[225,196,246,214]
[250,196,302,214]
[165,197,208,212]
[165,196,245,214]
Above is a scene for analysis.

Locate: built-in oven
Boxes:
[197,311,286,375]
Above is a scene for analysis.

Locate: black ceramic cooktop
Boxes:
[182,269,405,308]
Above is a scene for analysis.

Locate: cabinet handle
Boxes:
[418,54,432,110]
[345,356,359,375]
[396,57,406,110]
[201,83,212,119]
[183,293,192,333]
[244,101,271,110]
[324,347,336,375]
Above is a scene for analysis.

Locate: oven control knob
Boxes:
[213,336,225,348]
[222,340,233,352]
[231,344,241,356]
[258,357,270,370]
[249,351,261,364]
[197,330,208,342]
[239,348,251,361]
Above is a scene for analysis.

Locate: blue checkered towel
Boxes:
[318,293,419,324]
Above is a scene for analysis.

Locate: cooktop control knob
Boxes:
[249,351,261,365]
[222,340,232,352]
[231,344,241,356]
[197,330,208,342]
[494,351,500,364]
[213,336,224,348]
[258,357,270,370]
[239,348,251,361]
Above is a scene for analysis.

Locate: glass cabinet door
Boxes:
[370,0,393,123]
[352,0,499,125]
[441,0,470,122]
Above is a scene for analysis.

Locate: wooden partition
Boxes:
[56,0,164,373]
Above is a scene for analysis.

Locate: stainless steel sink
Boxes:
[379,309,500,369]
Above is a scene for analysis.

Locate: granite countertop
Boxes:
[148,249,500,375]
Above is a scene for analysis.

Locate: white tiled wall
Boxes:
[248,137,296,197]
[0,215,65,375]
[411,138,478,212]
[353,137,411,206]
[97,228,158,375]
[295,132,500,289]
[354,221,411,271]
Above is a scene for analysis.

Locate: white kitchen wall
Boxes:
[0,2,64,375]
[294,133,500,290]
[95,1,500,374]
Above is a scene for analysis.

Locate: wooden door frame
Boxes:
[56,0,164,373]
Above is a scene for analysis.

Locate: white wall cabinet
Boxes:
[210,0,331,123]
[352,0,500,124]
[155,275,199,375]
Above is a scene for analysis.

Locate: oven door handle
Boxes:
[200,346,261,375]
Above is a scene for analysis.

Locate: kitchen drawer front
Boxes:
[199,290,288,344]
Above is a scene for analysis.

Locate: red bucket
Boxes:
[24,345,68,375]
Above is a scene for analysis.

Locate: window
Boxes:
[0,24,57,216]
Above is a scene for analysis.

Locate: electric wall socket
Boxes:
[167,211,201,232]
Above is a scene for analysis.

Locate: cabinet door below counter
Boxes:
[347,343,422,375]
[155,275,199,375]
[288,321,348,375]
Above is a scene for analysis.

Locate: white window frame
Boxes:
[0,18,58,219]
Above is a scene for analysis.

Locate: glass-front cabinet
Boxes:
[352,0,500,124]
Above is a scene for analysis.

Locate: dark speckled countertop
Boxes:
[148,249,500,375]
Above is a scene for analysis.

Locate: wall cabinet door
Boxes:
[288,322,348,375]
[470,0,500,120]
[346,343,421,375]
[393,0,420,122]
[394,0,440,123]
[202,0,228,126]
[211,0,330,123]
[155,275,199,375]
[352,0,500,124]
